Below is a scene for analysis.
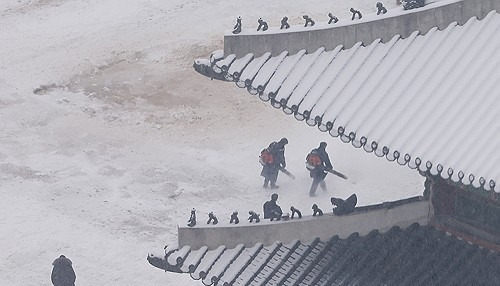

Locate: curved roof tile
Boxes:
[151,224,500,285]
[205,11,500,192]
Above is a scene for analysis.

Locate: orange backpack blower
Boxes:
[305,151,322,170]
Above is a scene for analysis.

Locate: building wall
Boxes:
[224,0,500,57]
[178,199,429,250]
[427,176,500,248]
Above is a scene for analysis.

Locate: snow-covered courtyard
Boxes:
[0,0,423,285]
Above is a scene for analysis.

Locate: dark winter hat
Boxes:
[280,138,288,144]
[271,193,278,201]
[319,142,327,148]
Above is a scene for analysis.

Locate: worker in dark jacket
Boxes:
[51,255,76,286]
[274,138,288,185]
[260,138,288,189]
[260,142,279,189]
[306,142,333,196]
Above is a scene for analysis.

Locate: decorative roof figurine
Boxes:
[331,194,358,215]
[303,15,315,27]
[257,18,268,31]
[232,16,242,34]
[248,211,261,223]
[403,0,425,10]
[328,13,339,24]
[280,16,290,29]
[187,208,196,227]
[207,211,218,225]
[229,211,239,224]
[377,2,388,15]
[350,8,362,20]
[290,206,302,219]
[312,204,323,216]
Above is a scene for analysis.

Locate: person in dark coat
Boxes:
[263,193,283,220]
[51,255,76,286]
[260,138,288,189]
[274,138,288,185]
[307,142,333,196]
[260,142,279,189]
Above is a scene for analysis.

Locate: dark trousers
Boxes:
[263,169,279,187]
[309,178,327,195]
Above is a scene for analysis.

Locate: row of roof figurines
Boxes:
[186,193,358,227]
[232,3,388,34]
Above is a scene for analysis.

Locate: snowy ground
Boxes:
[0,0,423,285]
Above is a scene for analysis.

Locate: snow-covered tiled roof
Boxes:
[203,11,500,193]
[148,223,500,285]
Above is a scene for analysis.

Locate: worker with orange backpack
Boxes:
[306,142,333,196]
[260,138,288,189]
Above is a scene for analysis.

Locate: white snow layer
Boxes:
[0,0,423,285]
[218,11,500,192]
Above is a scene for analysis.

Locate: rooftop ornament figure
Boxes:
[303,15,315,27]
[328,13,339,24]
[280,16,290,29]
[290,206,302,219]
[187,208,196,227]
[230,211,239,224]
[207,211,218,225]
[263,193,283,220]
[257,18,268,31]
[376,2,388,15]
[331,194,358,215]
[403,0,425,10]
[350,8,362,20]
[232,16,242,34]
[248,211,261,223]
[312,204,323,216]
[269,210,282,221]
